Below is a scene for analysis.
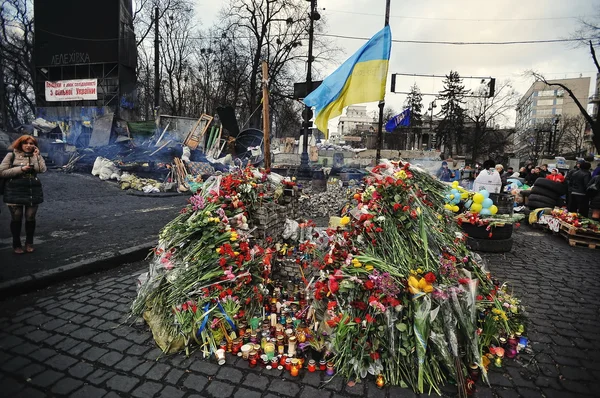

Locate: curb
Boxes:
[0,241,156,299]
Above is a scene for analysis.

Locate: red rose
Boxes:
[424,272,436,284]
[364,280,375,290]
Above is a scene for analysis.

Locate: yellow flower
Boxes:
[230,231,238,241]
[408,275,433,294]
[352,258,362,268]
[409,269,417,275]
[416,268,423,274]
[365,264,374,271]
[234,251,240,256]
[416,207,422,215]
[216,248,222,254]
[493,316,499,321]
[394,170,407,179]
[340,216,351,226]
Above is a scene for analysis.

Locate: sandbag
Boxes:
[143,309,185,354]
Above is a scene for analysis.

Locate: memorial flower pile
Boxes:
[131,161,526,395]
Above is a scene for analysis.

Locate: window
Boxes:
[555,98,563,105]
[537,90,555,97]
[537,99,554,106]
[537,109,553,116]
[554,108,562,115]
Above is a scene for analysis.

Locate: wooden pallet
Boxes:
[556,219,600,249]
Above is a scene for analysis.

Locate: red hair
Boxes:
[11,135,38,151]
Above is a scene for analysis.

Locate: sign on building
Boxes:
[45,79,98,102]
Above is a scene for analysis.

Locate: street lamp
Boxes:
[427,100,436,150]
[298,0,319,178]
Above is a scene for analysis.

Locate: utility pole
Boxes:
[0,58,8,130]
[262,61,271,170]
[154,6,160,111]
[375,0,391,164]
[298,0,317,178]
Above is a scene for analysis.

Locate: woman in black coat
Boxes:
[0,135,47,254]
[588,175,600,221]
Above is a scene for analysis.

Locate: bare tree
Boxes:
[559,114,588,157]
[0,0,35,128]
[465,80,520,163]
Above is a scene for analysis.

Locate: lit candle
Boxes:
[287,336,297,357]
[308,359,316,372]
[271,313,277,328]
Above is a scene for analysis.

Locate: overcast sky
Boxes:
[195,0,599,130]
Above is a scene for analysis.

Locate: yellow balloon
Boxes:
[473,193,484,204]
[461,192,469,199]
[471,203,483,213]
[452,181,459,188]
[452,205,460,212]
[490,205,498,215]
[444,204,453,210]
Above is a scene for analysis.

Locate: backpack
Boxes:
[0,153,15,196]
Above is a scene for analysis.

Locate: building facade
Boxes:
[514,77,590,160]
[332,105,377,143]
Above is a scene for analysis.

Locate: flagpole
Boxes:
[375,0,391,165]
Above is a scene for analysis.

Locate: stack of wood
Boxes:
[63,152,85,173]
[172,157,189,193]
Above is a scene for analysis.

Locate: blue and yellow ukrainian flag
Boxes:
[304,26,392,136]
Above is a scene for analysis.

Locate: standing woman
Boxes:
[0,135,46,254]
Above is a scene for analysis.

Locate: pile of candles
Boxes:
[213,280,336,378]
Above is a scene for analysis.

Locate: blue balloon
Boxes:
[482,198,493,208]
[480,190,490,199]
[480,208,491,216]
[465,200,473,209]
[451,189,459,195]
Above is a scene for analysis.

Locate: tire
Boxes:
[526,200,555,210]
[534,178,566,195]
[461,223,513,240]
[528,194,558,207]
[467,237,513,253]
[531,186,561,200]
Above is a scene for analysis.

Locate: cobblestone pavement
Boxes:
[0,225,599,398]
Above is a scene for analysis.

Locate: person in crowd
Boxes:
[436,161,454,182]
[495,164,508,190]
[566,160,582,209]
[592,163,600,178]
[506,166,514,175]
[546,168,565,183]
[473,160,502,193]
[0,135,47,254]
[588,174,600,221]
[568,161,592,216]
[539,164,550,178]
[518,166,528,178]
[525,166,541,186]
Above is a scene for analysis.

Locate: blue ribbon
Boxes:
[217,302,237,331]
[196,303,211,337]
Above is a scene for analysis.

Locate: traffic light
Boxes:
[488,78,496,98]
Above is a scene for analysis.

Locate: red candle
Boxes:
[319,359,327,371]
[308,360,316,372]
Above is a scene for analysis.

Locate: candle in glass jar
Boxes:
[241,344,252,360]
[285,358,292,371]
[264,342,276,360]
[290,358,300,376]
[249,350,258,368]
[271,313,277,328]
[287,336,297,357]
[326,361,335,376]
[308,359,316,372]
[215,349,226,365]
[319,359,327,371]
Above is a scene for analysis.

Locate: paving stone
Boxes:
[215,366,244,383]
[145,362,171,381]
[71,384,108,398]
[0,335,24,349]
[1,356,31,372]
[91,332,117,344]
[560,379,594,394]
[114,356,147,372]
[71,327,99,340]
[234,387,263,398]
[81,346,109,362]
[97,321,119,332]
[68,362,95,378]
[144,347,165,360]
[44,334,66,346]
[56,337,80,352]
[26,329,52,342]
[323,376,344,392]
[268,379,301,396]
[2,376,26,395]
[204,380,235,397]
[42,318,68,331]
[26,314,54,326]
[68,341,92,356]
[560,366,593,381]
[46,353,78,371]
[112,326,132,337]
[88,369,117,385]
[516,387,545,398]
[10,341,40,356]
[131,361,154,377]
[488,371,514,388]
[126,331,151,344]
[182,373,209,392]
[103,312,123,321]
[164,368,185,385]
[50,377,84,395]
[497,389,522,398]
[10,324,38,336]
[62,302,85,312]
[75,305,98,314]
[364,383,386,398]
[106,374,140,393]
[157,385,185,398]
[30,369,64,387]
[12,387,47,398]
[343,380,365,396]
[190,360,220,376]
[131,380,163,397]
[98,351,123,366]
[242,373,270,391]
[301,370,322,387]
[126,344,151,357]
[54,323,80,334]
[17,362,46,379]
[90,308,109,317]
[300,385,332,398]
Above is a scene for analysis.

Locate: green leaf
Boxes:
[396,322,407,332]
[399,348,407,356]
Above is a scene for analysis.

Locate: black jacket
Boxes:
[570,169,591,195]
[588,176,600,209]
